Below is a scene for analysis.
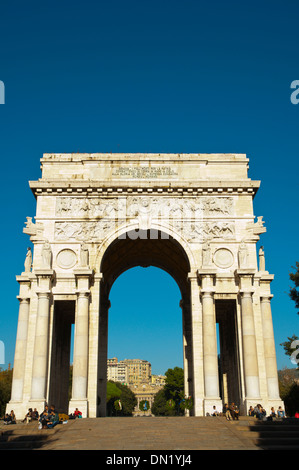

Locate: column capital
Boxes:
[17,296,30,303]
[239,290,254,298]
[260,294,273,302]
[36,290,51,298]
[16,274,32,283]
[74,268,94,278]
[197,269,217,278]
[200,290,215,298]
[76,290,91,298]
[34,268,55,278]
[235,269,255,278]
[188,272,199,283]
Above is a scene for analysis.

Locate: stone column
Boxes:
[238,277,261,404]
[88,273,102,418]
[260,296,280,399]
[7,274,32,417]
[69,268,93,417]
[240,291,260,399]
[10,297,30,402]
[199,271,222,415]
[188,274,204,416]
[97,297,110,417]
[30,269,54,408]
[202,291,219,398]
[71,291,90,401]
[31,290,51,403]
[236,270,261,404]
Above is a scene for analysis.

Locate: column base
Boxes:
[193,397,204,417]
[244,398,285,416]
[28,399,47,415]
[6,401,29,421]
[266,399,285,416]
[203,398,223,416]
[243,397,261,415]
[68,399,88,418]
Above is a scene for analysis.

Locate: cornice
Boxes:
[29,179,260,198]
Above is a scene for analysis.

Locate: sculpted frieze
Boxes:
[173,221,235,242]
[55,196,234,219]
[54,219,235,242]
[55,220,118,241]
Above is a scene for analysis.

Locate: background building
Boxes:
[107,358,166,414]
[122,358,152,385]
[107,357,128,384]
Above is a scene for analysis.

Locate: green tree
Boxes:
[0,368,13,417]
[115,382,137,416]
[164,367,184,402]
[106,381,137,416]
[151,389,167,416]
[152,367,186,416]
[289,262,299,311]
[280,262,299,367]
[107,381,122,402]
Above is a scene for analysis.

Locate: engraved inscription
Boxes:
[112,166,178,178]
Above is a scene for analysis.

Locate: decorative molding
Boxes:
[213,248,234,269]
[56,249,77,269]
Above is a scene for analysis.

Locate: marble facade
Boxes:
[8,153,283,417]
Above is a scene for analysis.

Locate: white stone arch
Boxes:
[94,220,197,276]
[95,219,196,417]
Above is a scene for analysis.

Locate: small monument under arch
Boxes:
[8,153,284,417]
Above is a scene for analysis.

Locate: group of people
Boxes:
[208,403,240,420]
[248,404,286,420]
[223,403,240,420]
[2,406,82,428]
[3,410,16,425]
[38,404,60,429]
[22,408,39,423]
[209,403,287,421]
[38,405,82,428]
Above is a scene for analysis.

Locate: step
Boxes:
[254,437,299,449]
[0,422,63,450]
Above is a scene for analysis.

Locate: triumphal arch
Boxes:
[8,153,283,418]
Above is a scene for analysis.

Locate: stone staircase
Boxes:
[0,421,64,450]
[230,417,299,450]
[0,416,299,450]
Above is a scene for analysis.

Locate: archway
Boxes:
[97,229,193,416]
[108,266,183,373]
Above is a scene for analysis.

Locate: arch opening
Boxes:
[97,230,193,416]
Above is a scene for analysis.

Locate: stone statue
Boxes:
[41,240,52,268]
[80,243,89,267]
[202,241,212,267]
[24,247,32,272]
[238,241,247,269]
[259,246,266,271]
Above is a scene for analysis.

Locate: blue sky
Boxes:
[0,0,298,375]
